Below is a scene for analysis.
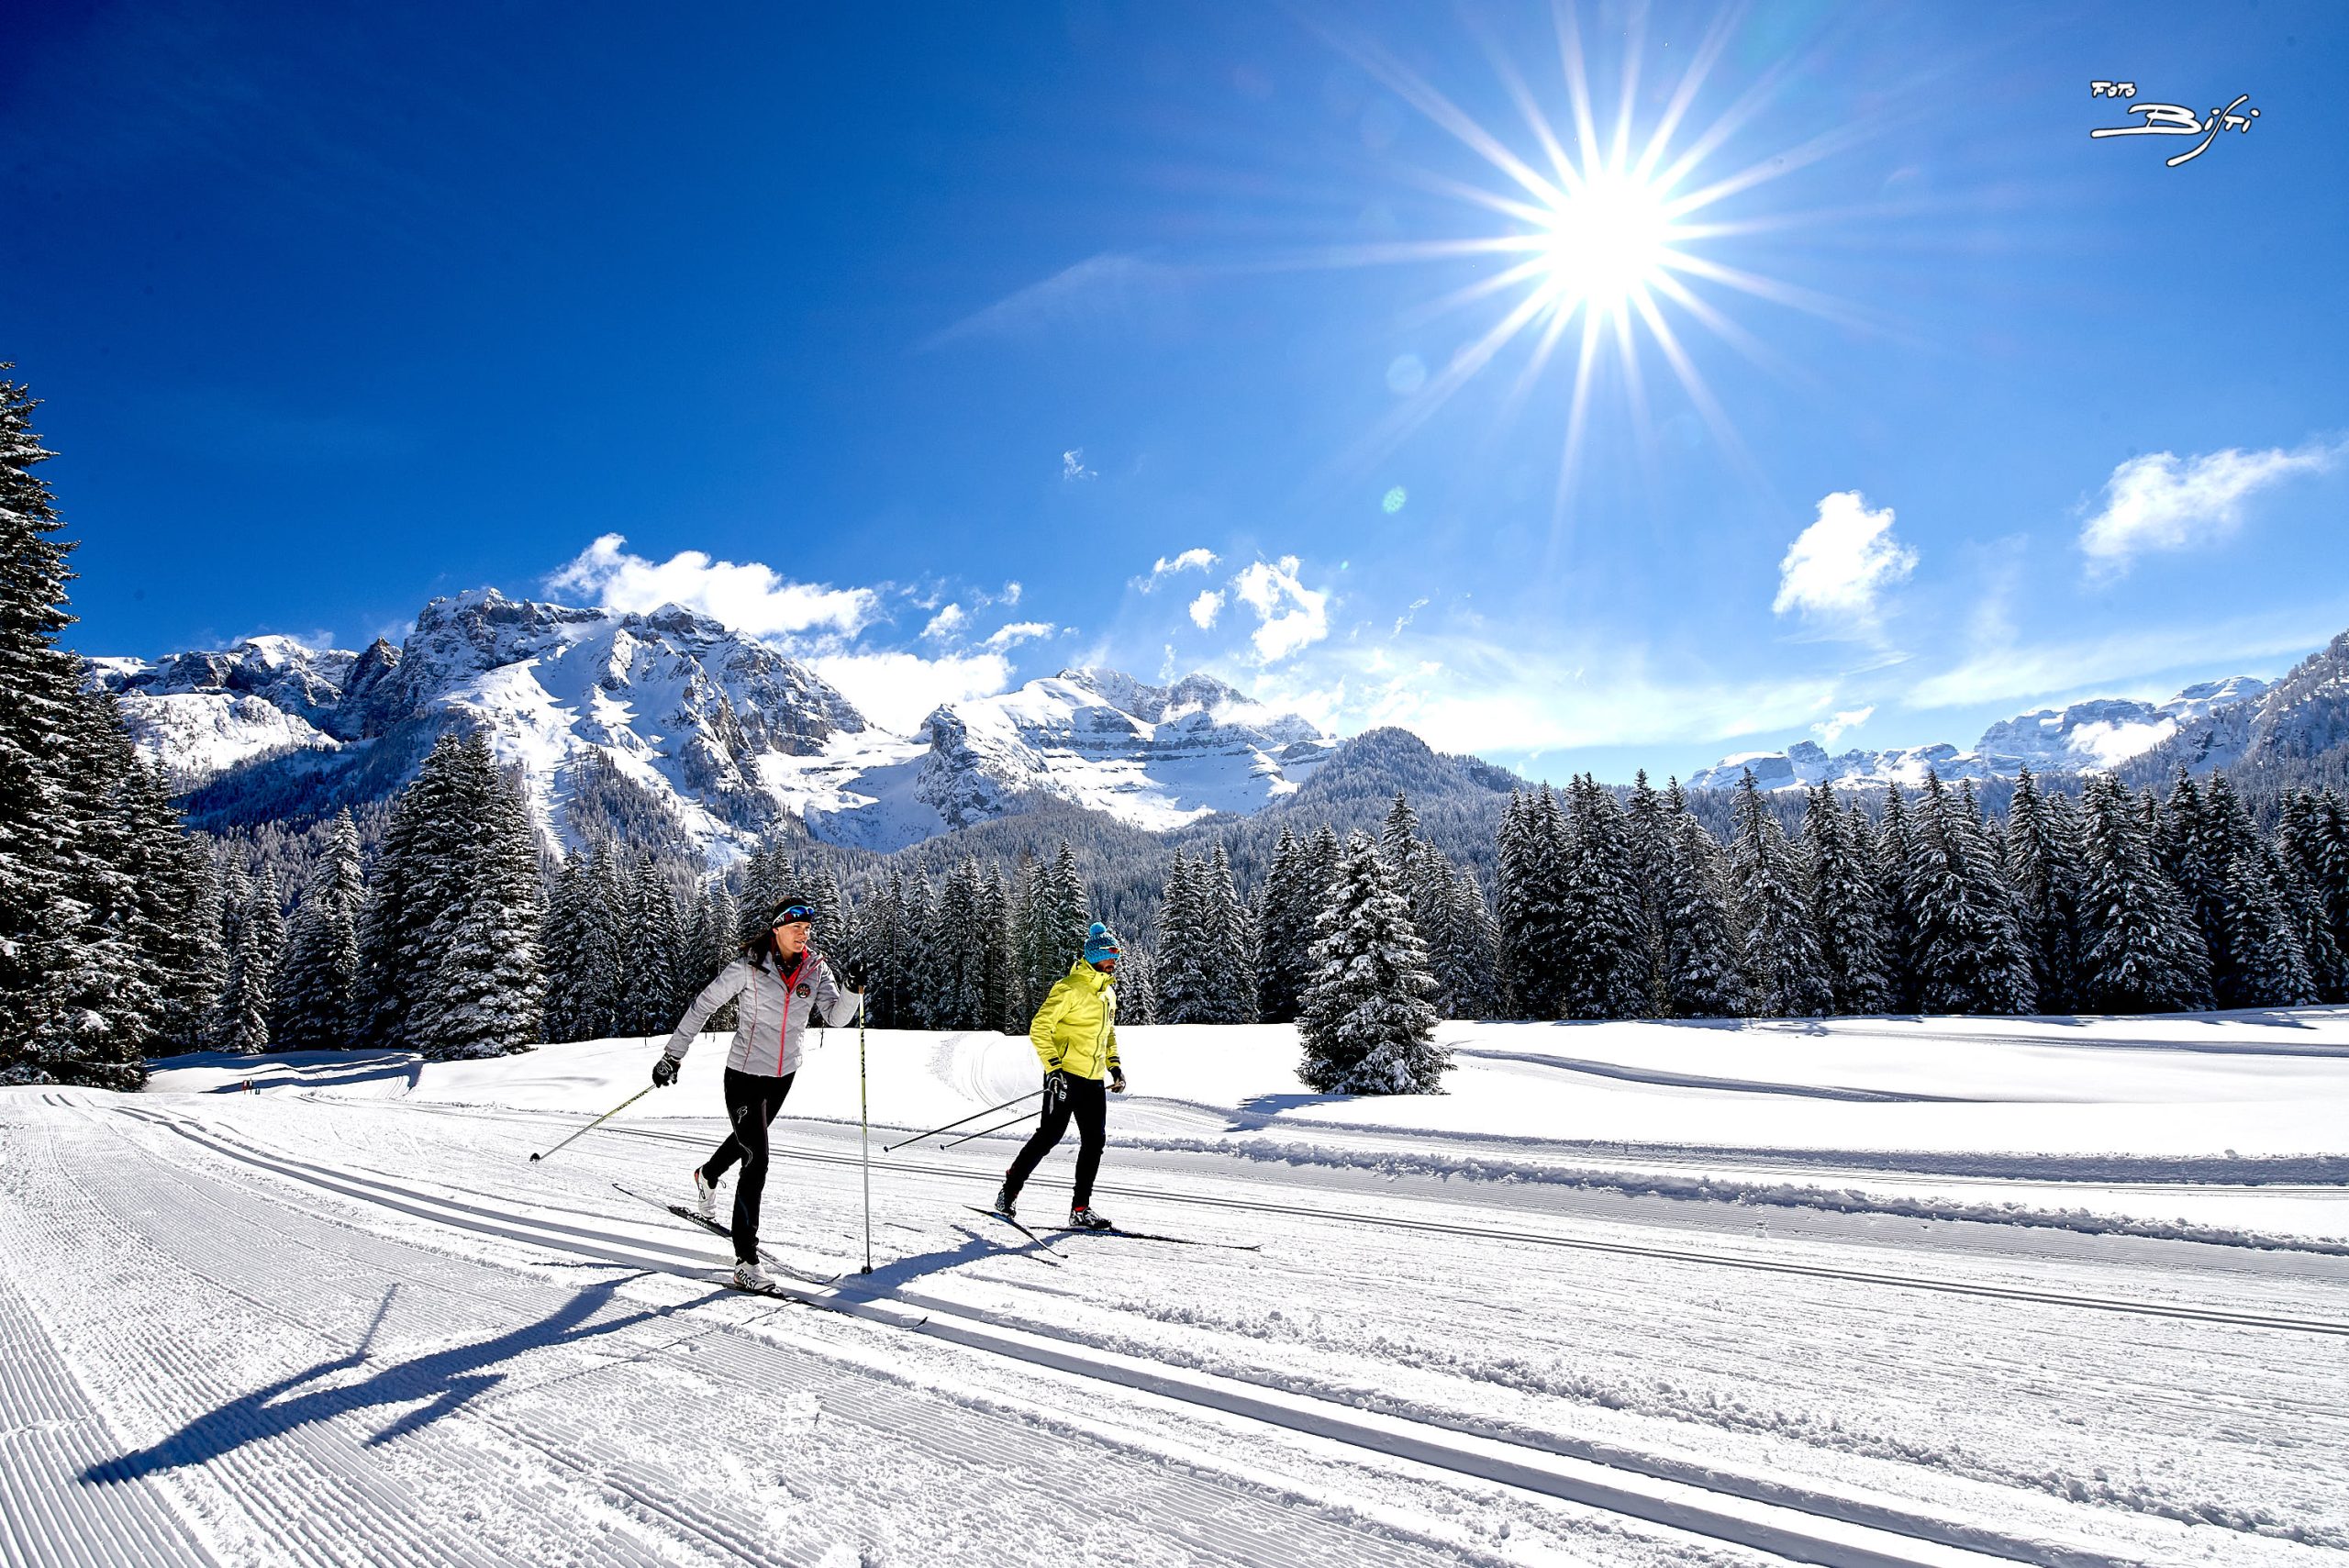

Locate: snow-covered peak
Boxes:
[1691,673,2275,792]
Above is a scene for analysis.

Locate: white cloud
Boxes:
[1811,706,1875,747]
[548,534,876,639]
[805,651,1012,735]
[1135,548,1219,593]
[2079,440,2343,573]
[1002,582,1023,606]
[921,604,968,641]
[983,620,1055,651]
[1393,597,1431,636]
[1772,492,1917,633]
[1062,449,1097,482]
[1230,555,1330,663]
[1189,590,1224,629]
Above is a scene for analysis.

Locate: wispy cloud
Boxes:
[921,604,968,641]
[1134,548,1219,593]
[2079,439,2343,574]
[921,252,1186,351]
[1231,556,1330,663]
[1772,491,1916,635]
[1062,449,1097,482]
[983,620,1055,651]
[547,534,876,638]
[1903,606,2338,710]
[1189,590,1224,629]
[1811,706,1875,746]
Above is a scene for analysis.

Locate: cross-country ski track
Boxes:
[6,1018,2349,1566]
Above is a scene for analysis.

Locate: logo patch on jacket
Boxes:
[795,984,812,997]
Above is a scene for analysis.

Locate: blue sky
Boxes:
[6,1,2346,783]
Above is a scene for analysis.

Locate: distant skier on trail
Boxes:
[994,922,1127,1230]
[651,898,863,1289]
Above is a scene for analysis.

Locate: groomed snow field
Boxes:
[5,1008,2346,1567]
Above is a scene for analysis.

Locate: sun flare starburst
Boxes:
[1315,8,1862,511]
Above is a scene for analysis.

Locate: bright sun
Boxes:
[1532,168,1676,317]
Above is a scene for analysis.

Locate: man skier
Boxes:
[652,898,863,1289]
[995,921,1127,1230]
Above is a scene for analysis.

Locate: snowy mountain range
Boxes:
[91,589,1334,858]
[1687,675,2277,793]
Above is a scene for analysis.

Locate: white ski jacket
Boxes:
[661,951,863,1080]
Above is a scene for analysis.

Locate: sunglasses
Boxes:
[771,905,817,926]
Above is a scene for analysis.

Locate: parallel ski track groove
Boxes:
[95,1108,1524,1568]
[450,1103,2349,1340]
[126,1106,2131,1568]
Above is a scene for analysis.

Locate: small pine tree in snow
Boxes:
[1562,775,1650,1018]
[1298,831,1446,1095]
[2222,844,2318,1007]
[220,869,285,1055]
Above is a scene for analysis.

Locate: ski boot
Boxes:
[991,1181,1019,1220]
[1067,1206,1113,1231]
[731,1259,770,1290]
[692,1166,718,1220]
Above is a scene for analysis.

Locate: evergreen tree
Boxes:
[208,860,254,1051]
[618,851,685,1035]
[1495,788,1572,1018]
[1197,842,1255,1022]
[2222,843,2319,1008]
[2078,774,2211,1013]
[1803,784,1892,1015]
[276,810,364,1051]
[1652,780,1745,1018]
[2004,771,2090,1013]
[1874,784,1923,1012]
[1298,831,1446,1094]
[2277,791,2349,1001]
[221,870,286,1055]
[1623,772,1672,1013]
[1421,857,1497,1019]
[1905,775,2036,1016]
[1381,791,1421,864]
[928,857,990,1029]
[1155,850,1217,1023]
[1727,771,1830,1018]
[161,840,229,1055]
[1118,946,1159,1024]
[1561,775,1649,1018]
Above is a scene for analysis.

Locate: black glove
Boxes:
[651,1054,681,1088]
[1044,1067,1070,1106]
[1109,1066,1128,1094]
[830,962,865,993]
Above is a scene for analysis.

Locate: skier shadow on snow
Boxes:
[80,1273,712,1485]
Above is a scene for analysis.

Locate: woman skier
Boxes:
[652,898,863,1288]
[995,921,1127,1230]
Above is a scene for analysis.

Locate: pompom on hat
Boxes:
[1083,922,1121,963]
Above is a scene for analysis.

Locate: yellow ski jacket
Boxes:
[1028,961,1121,1080]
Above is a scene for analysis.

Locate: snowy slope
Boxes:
[1690,674,2276,791]
[10,1008,2347,1567]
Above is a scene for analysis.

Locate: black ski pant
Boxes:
[1004,1074,1108,1209]
[702,1068,796,1262]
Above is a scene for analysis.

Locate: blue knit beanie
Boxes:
[1083,922,1120,963]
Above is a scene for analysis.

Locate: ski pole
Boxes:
[857,991,873,1275]
[527,1083,658,1163]
[937,1106,1040,1151]
[883,1090,1043,1152]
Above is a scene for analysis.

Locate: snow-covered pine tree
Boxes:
[2003,770,2090,1014]
[1803,784,1892,1015]
[220,869,285,1055]
[1298,829,1446,1094]
[855,872,917,1028]
[540,854,598,1042]
[618,851,685,1035]
[405,735,544,1059]
[1198,842,1255,1023]
[1117,947,1158,1024]
[2277,790,2349,1001]
[1873,784,1922,1012]
[0,371,154,1088]
[1418,857,1497,1019]
[207,859,254,1051]
[921,857,989,1030]
[1905,774,2036,1016]
[1495,788,1573,1019]
[2078,773,2211,1013]
[1727,771,1830,1018]
[275,809,364,1051]
[1381,791,1420,865]
[1624,771,1671,1014]
[1650,780,1744,1018]
[2223,843,2319,1008]
[1254,828,1309,1023]
[159,840,229,1055]
[984,862,1021,1033]
[1564,775,1650,1018]
[1154,850,1213,1023]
